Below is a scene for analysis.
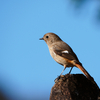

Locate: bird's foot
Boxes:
[54,75,64,83]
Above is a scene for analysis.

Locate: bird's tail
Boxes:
[75,63,94,81]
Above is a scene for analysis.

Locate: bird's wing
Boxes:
[53,41,81,64]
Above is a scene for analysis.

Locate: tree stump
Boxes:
[50,74,99,100]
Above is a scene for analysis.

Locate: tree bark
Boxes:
[50,74,99,100]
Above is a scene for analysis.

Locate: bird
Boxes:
[40,32,93,81]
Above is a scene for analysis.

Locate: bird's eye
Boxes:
[46,36,49,38]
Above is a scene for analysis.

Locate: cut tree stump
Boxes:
[50,74,99,100]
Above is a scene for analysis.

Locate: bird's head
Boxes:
[39,32,62,45]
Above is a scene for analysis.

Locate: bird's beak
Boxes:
[39,38,44,40]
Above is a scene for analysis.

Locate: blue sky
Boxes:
[0,0,100,100]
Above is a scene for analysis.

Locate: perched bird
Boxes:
[40,32,93,81]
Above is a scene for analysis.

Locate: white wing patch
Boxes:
[62,50,69,53]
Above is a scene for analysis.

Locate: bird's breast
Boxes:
[49,47,70,66]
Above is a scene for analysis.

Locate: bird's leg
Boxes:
[54,66,66,82]
[68,67,73,74]
[60,67,66,75]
